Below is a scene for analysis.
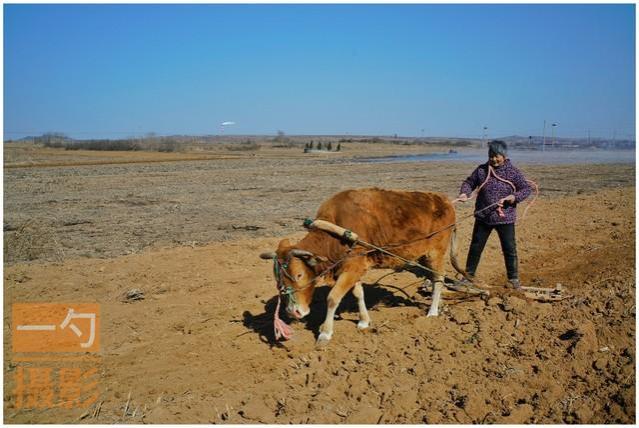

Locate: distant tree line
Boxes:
[24,133,267,153]
[34,133,184,152]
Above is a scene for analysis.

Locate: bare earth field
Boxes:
[3,142,636,423]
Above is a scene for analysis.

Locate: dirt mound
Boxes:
[3,186,635,423]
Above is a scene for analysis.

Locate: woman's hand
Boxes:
[498,195,516,207]
[457,193,469,202]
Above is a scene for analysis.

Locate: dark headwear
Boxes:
[488,140,508,157]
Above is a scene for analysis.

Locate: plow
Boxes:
[419,279,567,302]
[304,218,569,303]
[513,283,566,302]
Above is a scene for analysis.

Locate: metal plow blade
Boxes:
[519,284,568,302]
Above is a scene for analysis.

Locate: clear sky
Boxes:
[3,3,636,140]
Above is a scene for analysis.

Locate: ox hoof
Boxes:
[357,320,370,330]
[426,309,439,317]
[316,332,332,347]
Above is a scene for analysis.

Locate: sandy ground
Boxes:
[3,142,636,423]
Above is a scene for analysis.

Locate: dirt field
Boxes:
[3,142,636,423]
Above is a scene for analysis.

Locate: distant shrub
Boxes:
[272,141,296,148]
[226,141,260,151]
[157,139,180,152]
[271,130,297,148]
[39,132,70,148]
[43,140,65,148]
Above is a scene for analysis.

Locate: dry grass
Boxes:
[3,220,65,263]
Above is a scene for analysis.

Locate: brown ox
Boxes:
[261,188,465,346]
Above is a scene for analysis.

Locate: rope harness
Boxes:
[269,162,539,340]
[272,256,295,340]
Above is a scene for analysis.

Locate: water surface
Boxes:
[357,149,635,165]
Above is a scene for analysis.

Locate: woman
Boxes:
[457,140,531,288]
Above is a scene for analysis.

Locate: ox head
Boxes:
[260,239,328,320]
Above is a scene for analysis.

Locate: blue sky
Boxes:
[3,4,635,140]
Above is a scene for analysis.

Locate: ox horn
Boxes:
[259,251,277,260]
[290,249,329,267]
[290,249,315,259]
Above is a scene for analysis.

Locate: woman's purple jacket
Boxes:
[459,159,532,225]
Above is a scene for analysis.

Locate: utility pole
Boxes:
[542,120,546,152]
[588,129,591,146]
[482,126,488,148]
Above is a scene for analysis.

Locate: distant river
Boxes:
[356,149,636,165]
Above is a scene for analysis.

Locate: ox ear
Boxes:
[306,255,329,268]
[305,255,328,268]
[276,239,293,255]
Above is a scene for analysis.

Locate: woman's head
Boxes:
[488,140,508,167]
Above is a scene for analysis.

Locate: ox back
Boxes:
[296,187,456,273]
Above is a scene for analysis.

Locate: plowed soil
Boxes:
[3,143,636,423]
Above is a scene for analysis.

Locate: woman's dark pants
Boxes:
[465,220,518,280]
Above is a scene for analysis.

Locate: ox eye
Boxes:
[296,273,303,279]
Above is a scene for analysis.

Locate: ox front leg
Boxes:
[317,269,364,347]
[352,281,371,330]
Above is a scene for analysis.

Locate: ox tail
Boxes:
[449,227,470,279]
